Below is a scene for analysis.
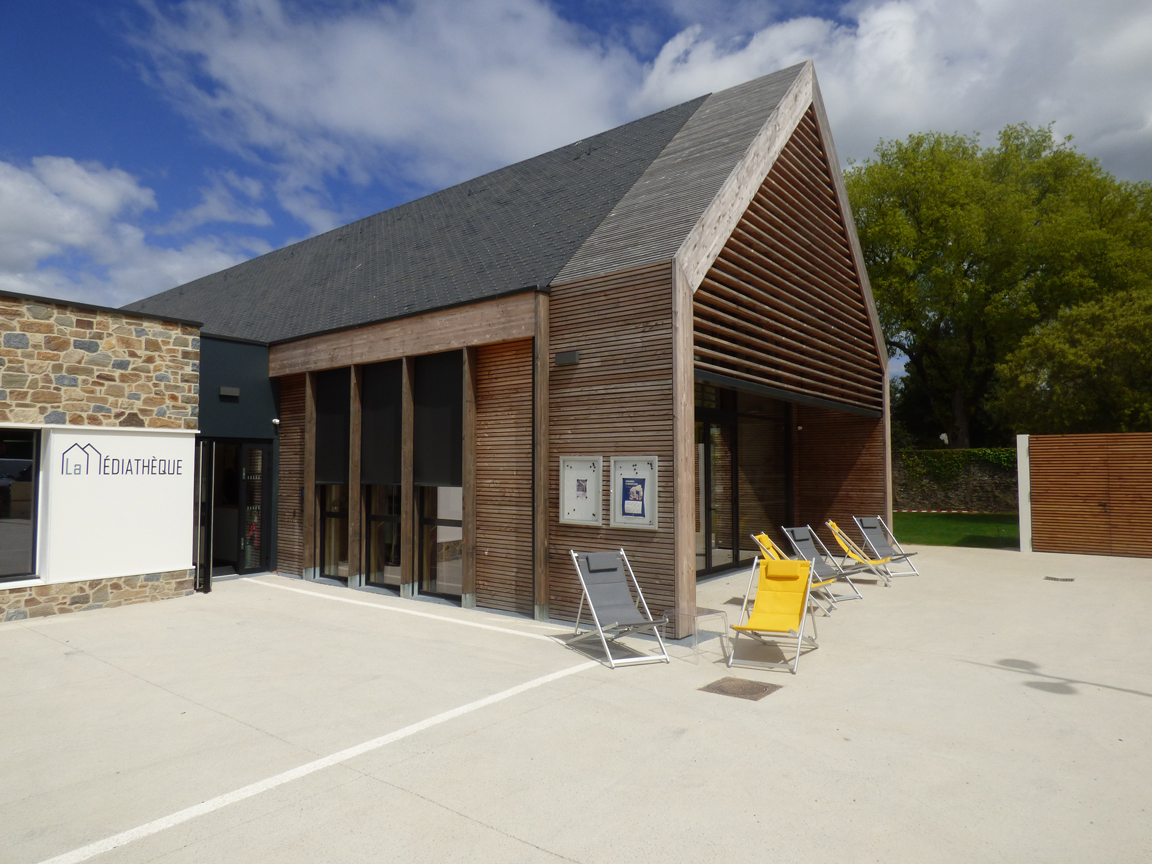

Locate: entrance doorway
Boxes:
[695,382,791,577]
[194,440,271,587]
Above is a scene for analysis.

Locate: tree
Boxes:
[846,124,1152,447]
[992,289,1152,433]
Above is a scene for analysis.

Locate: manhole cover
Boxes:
[1044,576,1074,582]
[699,677,781,701]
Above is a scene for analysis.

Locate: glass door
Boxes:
[418,485,462,597]
[238,442,269,574]
[695,420,737,574]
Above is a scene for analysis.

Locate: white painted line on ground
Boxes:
[38,659,599,864]
[243,578,566,641]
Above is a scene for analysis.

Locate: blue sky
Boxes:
[2,0,1150,312]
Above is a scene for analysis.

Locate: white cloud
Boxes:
[0,156,269,306]
[159,170,271,234]
[137,0,1152,239]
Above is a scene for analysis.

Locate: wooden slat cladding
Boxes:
[794,405,886,549]
[475,339,535,614]
[276,374,306,575]
[693,105,883,413]
[1030,433,1152,558]
[548,262,679,631]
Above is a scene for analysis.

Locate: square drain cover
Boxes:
[699,677,782,701]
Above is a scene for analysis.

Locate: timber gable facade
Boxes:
[128,60,890,636]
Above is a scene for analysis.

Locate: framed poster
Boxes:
[559,456,602,526]
[609,456,658,530]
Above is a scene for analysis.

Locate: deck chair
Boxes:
[753,531,841,615]
[569,549,669,668]
[781,526,864,609]
[854,516,920,578]
[826,520,892,586]
[727,556,817,674]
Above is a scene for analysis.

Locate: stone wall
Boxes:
[893,451,1018,512]
[0,295,199,430]
[0,570,195,621]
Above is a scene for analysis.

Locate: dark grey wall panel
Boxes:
[361,360,402,485]
[315,368,350,484]
[414,351,462,487]
[198,337,278,440]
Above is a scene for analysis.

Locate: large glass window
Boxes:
[0,429,38,579]
[365,483,402,588]
[695,382,790,575]
[318,484,349,580]
[418,485,462,596]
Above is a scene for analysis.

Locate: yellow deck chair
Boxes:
[752,532,838,615]
[826,520,892,586]
[727,556,818,674]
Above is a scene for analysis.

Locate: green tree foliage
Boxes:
[993,289,1152,433]
[846,124,1152,447]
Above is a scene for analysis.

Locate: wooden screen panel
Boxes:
[276,374,306,575]
[794,405,886,549]
[548,261,677,627]
[1030,433,1152,558]
[694,105,884,413]
[475,339,535,614]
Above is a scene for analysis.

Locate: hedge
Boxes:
[898,448,1017,485]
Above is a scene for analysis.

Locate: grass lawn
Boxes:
[892,511,1020,549]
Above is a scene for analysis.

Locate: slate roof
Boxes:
[126,63,806,344]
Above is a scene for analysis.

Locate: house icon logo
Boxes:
[61,443,101,476]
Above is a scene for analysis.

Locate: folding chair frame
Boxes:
[780,527,864,611]
[854,515,921,578]
[727,556,818,675]
[826,520,892,586]
[569,549,669,668]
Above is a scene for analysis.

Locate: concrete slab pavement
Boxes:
[1,546,1149,863]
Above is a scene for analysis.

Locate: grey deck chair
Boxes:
[782,526,864,608]
[854,516,920,578]
[569,549,670,668]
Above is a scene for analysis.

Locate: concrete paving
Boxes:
[2,546,1150,863]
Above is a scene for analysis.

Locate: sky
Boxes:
[2,0,1151,311]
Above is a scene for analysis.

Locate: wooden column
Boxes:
[462,347,478,608]
[400,356,416,597]
[303,371,317,579]
[671,260,695,639]
[532,292,549,621]
[347,365,363,588]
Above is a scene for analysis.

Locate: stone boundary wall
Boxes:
[0,570,194,621]
[893,451,1018,512]
[0,294,199,429]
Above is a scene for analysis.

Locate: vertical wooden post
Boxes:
[882,373,893,527]
[400,356,416,597]
[348,365,363,588]
[671,260,696,639]
[303,371,317,580]
[532,292,550,622]
[462,347,478,608]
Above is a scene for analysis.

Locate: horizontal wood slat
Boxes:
[475,339,535,614]
[794,404,886,551]
[276,374,306,575]
[1030,433,1152,558]
[693,106,884,414]
[549,262,679,631]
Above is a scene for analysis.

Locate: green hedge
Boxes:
[898,448,1017,485]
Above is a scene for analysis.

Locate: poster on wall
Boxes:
[610,456,658,530]
[559,456,602,526]
[40,428,195,582]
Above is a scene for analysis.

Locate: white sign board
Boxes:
[40,428,195,582]
[609,456,658,530]
[559,456,602,526]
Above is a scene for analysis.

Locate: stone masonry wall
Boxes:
[0,570,195,621]
[0,295,199,429]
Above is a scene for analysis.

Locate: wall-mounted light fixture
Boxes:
[555,350,580,367]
